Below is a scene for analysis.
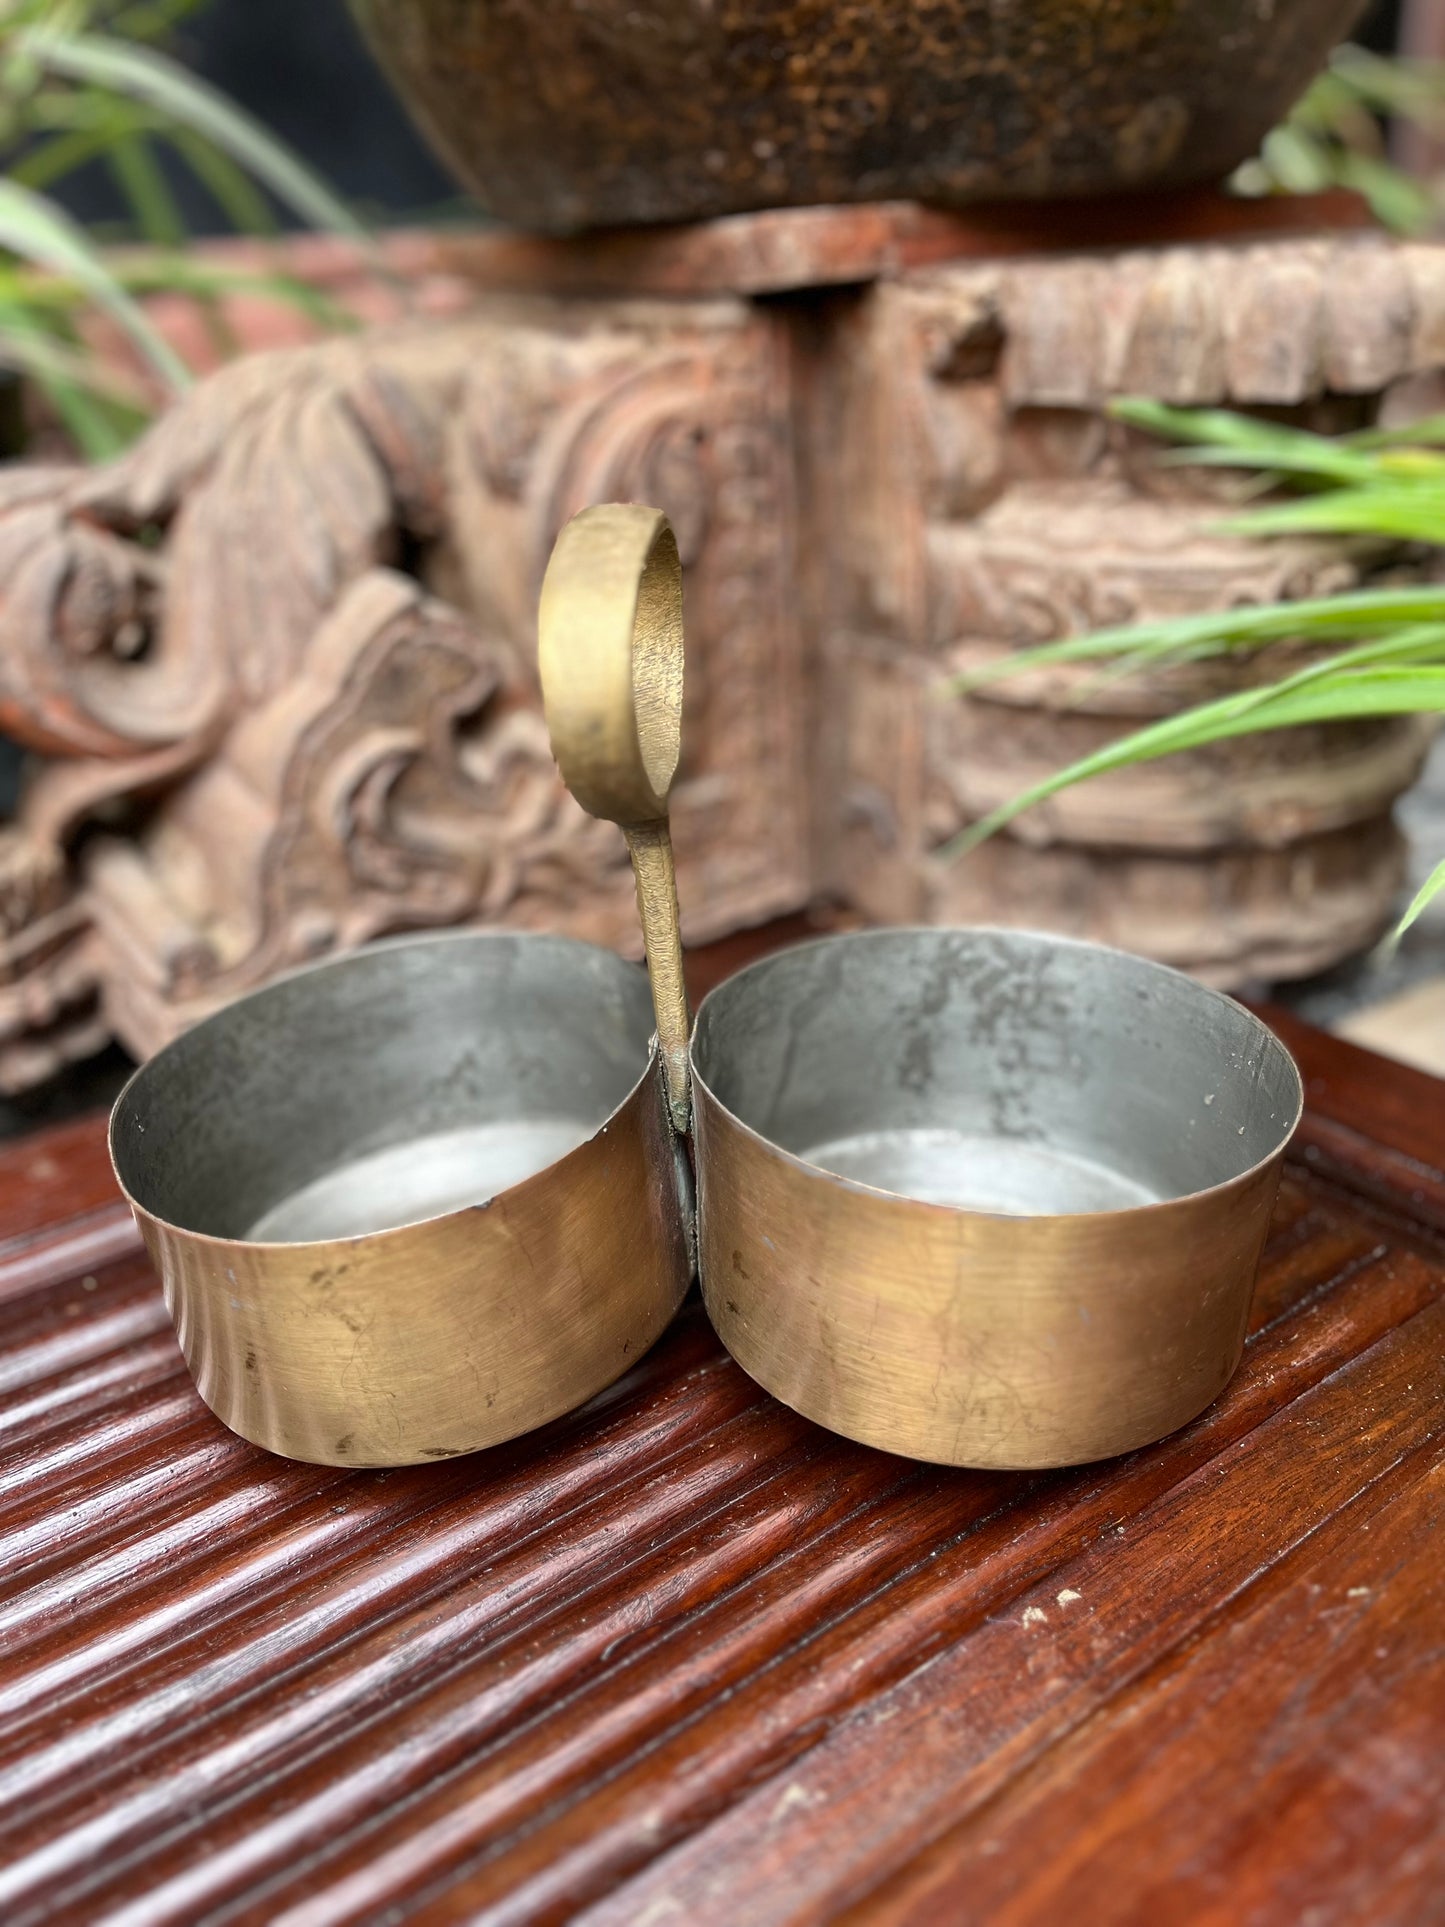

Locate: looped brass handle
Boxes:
[539,505,692,1135]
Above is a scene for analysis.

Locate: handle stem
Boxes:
[624,821,691,1135]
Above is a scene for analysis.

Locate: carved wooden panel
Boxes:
[4,224,1445,1083]
[823,234,1445,981]
[0,300,807,1073]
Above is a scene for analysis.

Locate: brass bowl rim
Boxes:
[690,923,1304,1225]
[109,926,661,1256]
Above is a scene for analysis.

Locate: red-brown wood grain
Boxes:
[0,1113,134,1245]
[0,979,1441,1924]
[1259,1003,1445,1238]
[433,189,1373,299]
[851,1447,1445,1927]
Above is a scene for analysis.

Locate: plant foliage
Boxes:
[946,398,1445,935]
[1233,41,1445,233]
[0,0,363,454]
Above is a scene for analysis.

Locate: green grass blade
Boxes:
[1347,414,1445,450]
[0,176,189,390]
[39,376,141,459]
[948,386,1445,891]
[1065,619,1445,714]
[168,126,276,234]
[1330,43,1445,121]
[942,663,1445,858]
[1207,666,1445,728]
[106,129,186,244]
[1114,397,1445,479]
[0,296,149,456]
[11,126,129,192]
[1334,149,1436,233]
[20,28,369,239]
[1220,487,1445,543]
[1152,446,1373,485]
[107,251,355,330]
[1108,398,1381,483]
[111,0,209,38]
[1392,855,1445,942]
[0,306,152,406]
[944,586,1445,695]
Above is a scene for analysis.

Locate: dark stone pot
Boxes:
[348,0,1368,233]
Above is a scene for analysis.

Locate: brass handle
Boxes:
[538,505,692,1135]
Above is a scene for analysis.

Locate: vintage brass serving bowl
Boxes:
[109,930,690,1465]
[538,502,1303,1470]
[690,926,1303,1469]
[113,500,1303,1474]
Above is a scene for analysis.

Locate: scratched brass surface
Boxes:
[540,505,693,1134]
[691,928,1303,1469]
[110,932,690,1466]
[535,508,1305,1469]
[114,504,1304,1474]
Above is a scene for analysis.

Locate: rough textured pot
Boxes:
[348,0,1368,232]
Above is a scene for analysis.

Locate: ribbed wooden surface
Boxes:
[1,1005,1442,1926]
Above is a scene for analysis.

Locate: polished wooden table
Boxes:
[1,973,1442,1924]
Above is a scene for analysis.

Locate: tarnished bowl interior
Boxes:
[690,927,1303,1469]
[112,931,658,1243]
[108,931,692,1468]
[693,927,1300,1215]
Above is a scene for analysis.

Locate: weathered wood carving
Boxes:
[0,299,807,1083]
[2,221,1443,1085]
[820,233,1444,981]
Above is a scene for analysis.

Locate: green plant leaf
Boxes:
[0,288,149,456]
[168,125,276,234]
[109,249,356,330]
[1109,398,1383,484]
[0,304,150,404]
[1259,124,1335,193]
[106,126,185,244]
[1350,414,1445,449]
[1331,42,1445,122]
[1229,42,1445,234]
[11,124,131,192]
[0,244,356,330]
[1107,399,1445,536]
[1334,149,1436,233]
[111,0,209,39]
[41,376,140,458]
[1392,855,1445,941]
[951,384,1445,940]
[944,586,1445,695]
[1221,486,1445,544]
[18,28,369,239]
[941,663,1445,860]
[0,174,188,389]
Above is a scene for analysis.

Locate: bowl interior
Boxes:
[111,933,656,1243]
[692,928,1301,1216]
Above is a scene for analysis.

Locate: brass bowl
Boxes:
[692,926,1303,1468]
[112,504,1304,1477]
[109,931,691,1466]
[348,0,1367,231]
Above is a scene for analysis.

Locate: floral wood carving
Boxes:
[0,299,806,1087]
[4,225,1445,1085]
[84,572,634,1059]
[820,235,1445,982]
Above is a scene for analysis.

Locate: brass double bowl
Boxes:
[111,508,1302,1471]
